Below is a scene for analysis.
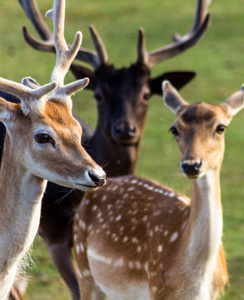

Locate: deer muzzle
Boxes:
[181,159,203,178]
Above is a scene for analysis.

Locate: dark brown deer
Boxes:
[73,81,244,300]
[18,0,211,298]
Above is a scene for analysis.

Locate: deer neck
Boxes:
[183,165,223,296]
[0,136,47,297]
[90,126,140,176]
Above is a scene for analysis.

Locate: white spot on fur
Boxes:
[158,245,163,252]
[128,187,135,191]
[78,220,86,230]
[114,257,124,268]
[135,261,142,270]
[116,215,122,221]
[80,243,84,252]
[132,237,139,244]
[177,196,191,205]
[123,236,128,243]
[143,215,148,222]
[169,232,179,243]
[164,230,169,236]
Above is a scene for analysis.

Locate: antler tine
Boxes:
[137,28,148,65]
[22,26,55,52]
[0,77,57,104]
[22,26,98,69]
[20,0,98,69]
[19,0,53,41]
[146,12,211,68]
[173,0,212,42]
[89,25,108,66]
[46,0,81,87]
[138,0,211,68]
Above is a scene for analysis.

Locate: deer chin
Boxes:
[73,183,99,192]
[182,170,206,180]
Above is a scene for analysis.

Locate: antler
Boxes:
[20,0,211,70]
[137,0,211,68]
[0,77,57,115]
[43,0,89,99]
[19,0,99,68]
[172,0,212,42]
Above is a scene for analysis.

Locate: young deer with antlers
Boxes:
[0,0,106,298]
[73,81,244,300]
[16,1,212,298]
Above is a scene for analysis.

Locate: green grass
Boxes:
[1,0,244,299]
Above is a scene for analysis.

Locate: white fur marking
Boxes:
[169,232,179,243]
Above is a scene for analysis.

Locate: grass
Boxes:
[1,0,244,299]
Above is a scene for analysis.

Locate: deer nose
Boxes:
[113,121,137,140]
[181,160,202,177]
[88,170,106,187]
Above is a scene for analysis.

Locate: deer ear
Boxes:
[150,71,195,95]
[0,97,17,123]
[223,85,244,117]
[162,80,188,115]
[70,64,96,90]
[22,77,41,89]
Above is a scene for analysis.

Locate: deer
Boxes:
[0,0,106,298]
[73,80,244,300]
[19,0,212,176]
[17,0,212,298]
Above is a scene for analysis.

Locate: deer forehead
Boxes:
[177,102,229,129]
[96,64,150,94]
[44,100,82,132]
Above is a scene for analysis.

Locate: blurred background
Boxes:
[0,0,244,299]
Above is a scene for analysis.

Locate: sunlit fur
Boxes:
[73,83,244,300]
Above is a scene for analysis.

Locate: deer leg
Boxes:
[48,243,80,300]
[78,277,105,300]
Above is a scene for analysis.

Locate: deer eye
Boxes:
[216,124,227,134]
[35,132,55,146]
[94,93,103,103]
[169,126,179,137]
[143,92,151,101]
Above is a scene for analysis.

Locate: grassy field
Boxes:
[1,0,244,299]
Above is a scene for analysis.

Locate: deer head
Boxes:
[163,80,244,179]
[2,0,106,190]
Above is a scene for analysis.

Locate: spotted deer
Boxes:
[73,81,244,300]
[0,0,106,298]
[17,0,211,298]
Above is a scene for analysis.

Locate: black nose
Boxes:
[88,171,106,187]
[113,122,137,140]
[181,160,202,177]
